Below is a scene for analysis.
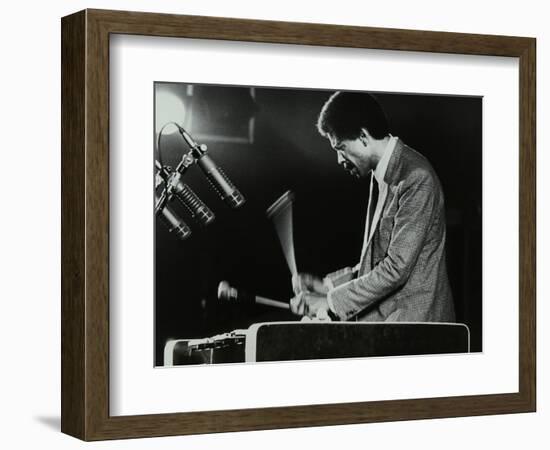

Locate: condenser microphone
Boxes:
[177,125,245,209]
[196,154,245,209]
[172,180,215,227]
[156,196,192,240]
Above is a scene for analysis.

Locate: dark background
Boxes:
[154,83,482,366]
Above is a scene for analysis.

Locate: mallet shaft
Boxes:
[255,296,290,310]
[218,280,291,311]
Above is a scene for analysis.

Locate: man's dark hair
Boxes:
[317,91,390,141]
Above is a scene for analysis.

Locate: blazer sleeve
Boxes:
[328,172,438,320]
[323,266,357,288]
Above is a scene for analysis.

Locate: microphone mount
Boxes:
[155,123,213,239]
[155,124,212,215]
[155,123,245,240]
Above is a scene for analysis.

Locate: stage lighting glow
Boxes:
[155,91,186,135]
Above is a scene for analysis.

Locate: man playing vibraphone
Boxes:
[290,91,456,323]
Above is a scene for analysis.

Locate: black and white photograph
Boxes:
[154,82,482,367]
[1,0,544,446]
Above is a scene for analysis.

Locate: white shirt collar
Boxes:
[374,135,398,184]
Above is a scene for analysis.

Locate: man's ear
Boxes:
[359,128,372,146]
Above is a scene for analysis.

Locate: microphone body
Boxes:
[196,154,245,209]
[177,126,245,209]
[172,180,215,226]
[156,198,192,240]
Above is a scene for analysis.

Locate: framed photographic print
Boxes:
[61,9,536,441]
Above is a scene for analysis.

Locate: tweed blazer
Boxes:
[326,140,455,322]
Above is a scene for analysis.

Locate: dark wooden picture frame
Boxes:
[61,9,536,441]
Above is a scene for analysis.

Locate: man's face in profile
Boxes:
[328,132,373,178]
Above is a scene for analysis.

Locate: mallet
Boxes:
[217,280,290,310]
[266,190,298,278]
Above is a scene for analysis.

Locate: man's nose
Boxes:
[337,151,346,165]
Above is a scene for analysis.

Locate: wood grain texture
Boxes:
[60,8,537,441]
[518,38,536,409]
[61,10,86,439]
[85,11,111,439]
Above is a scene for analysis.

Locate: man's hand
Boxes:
[291,272,331,318]
[290,291,329,318]
[292,273,329,296]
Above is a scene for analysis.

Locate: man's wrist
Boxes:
[324,287,341,321]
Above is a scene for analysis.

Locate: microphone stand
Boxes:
[156,124,245,239]
[155,124,212,214]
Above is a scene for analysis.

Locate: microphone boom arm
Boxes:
[155,122,245,240]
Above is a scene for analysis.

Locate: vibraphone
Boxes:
[164,321,470,366]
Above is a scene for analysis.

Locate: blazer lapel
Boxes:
[368,181,388,242]
[358,140,405,274]
[359,173,375,259]
[366,139,405,244]
[383,139,404,186]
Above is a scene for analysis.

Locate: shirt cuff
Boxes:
[323,277,336,312]
[325,279,358,321]
[323,276,334,291]
[324,266,355,289]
